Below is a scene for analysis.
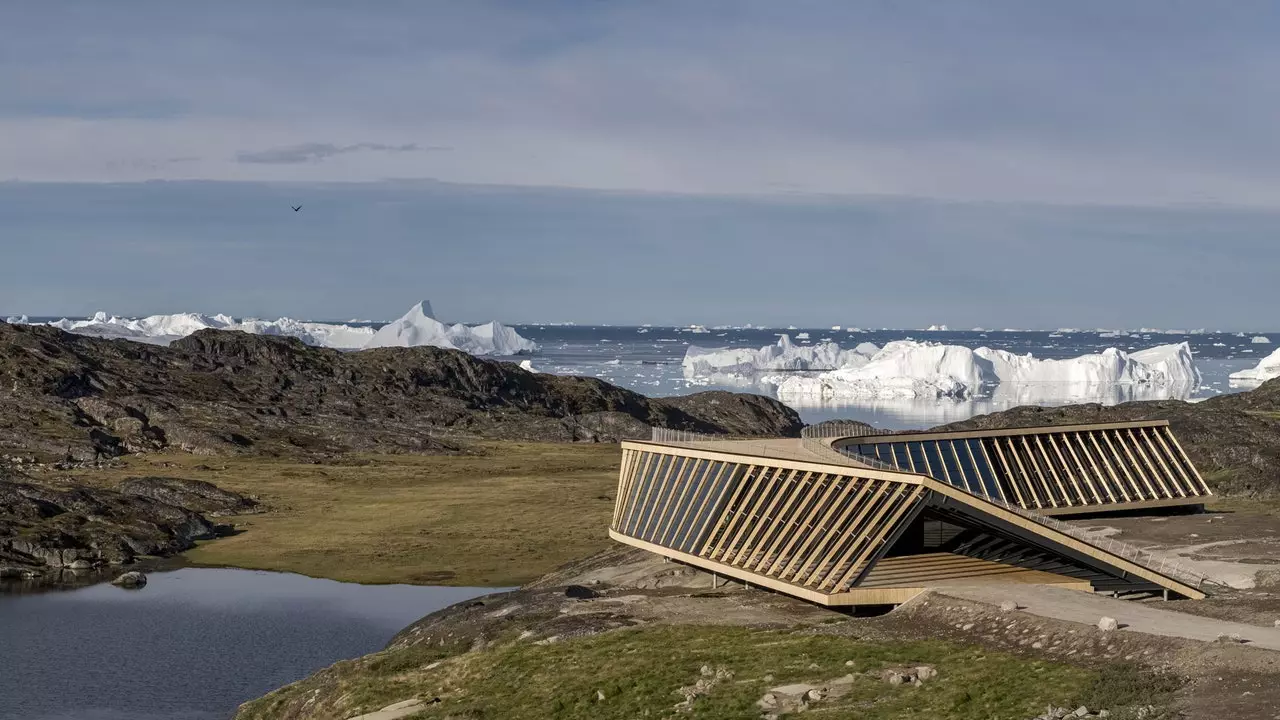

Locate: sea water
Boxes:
[510,326,1266,428]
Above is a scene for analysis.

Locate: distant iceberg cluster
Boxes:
[1230,347,1280,386]
[13,300,537,357]
[682,337,1201,401]
[41,311,375,349]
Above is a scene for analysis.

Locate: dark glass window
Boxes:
[907,442,928,474]
[922,443,950,484]
[948,441,979,496]
[967,439,1004,500]
[939,441,967,492]
[891,442,910,468]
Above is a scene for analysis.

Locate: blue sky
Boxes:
[2,2,1278,327]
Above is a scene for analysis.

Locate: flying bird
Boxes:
[291,205,302,212]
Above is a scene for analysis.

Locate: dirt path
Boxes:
[940,584,1280,650]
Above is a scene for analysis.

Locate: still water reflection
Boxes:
[0,568,495,720]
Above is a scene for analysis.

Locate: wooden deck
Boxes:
[858,552,1092,591]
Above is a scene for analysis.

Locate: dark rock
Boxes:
[118,476,259,516]
[0,324,801,462]
[0,479,219,570]
[564,584,600,600]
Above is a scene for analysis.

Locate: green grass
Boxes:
[68,443,622,586]
[236,625,1172,720]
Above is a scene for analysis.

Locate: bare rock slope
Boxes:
[0,322,802,461]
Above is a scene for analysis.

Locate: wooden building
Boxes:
[609,422,1211,607]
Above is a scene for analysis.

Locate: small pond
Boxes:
[0,567,497,720]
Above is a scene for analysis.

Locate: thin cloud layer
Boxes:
[237,142,431,164]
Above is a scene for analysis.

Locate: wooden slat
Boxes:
[1046,433,1092,504]
[731,469,799,566]
[766,473,850,578]
[817,484,916,590]
[827,487,925,592]
[700,464,760,556]
[1101,429,1152,501]
[1126,428,1175,497]
[1031,435,1073,506]
[1058,432,1106,504]
[668,460,731,550]
[621,452,659,534]
[989,437,1029,508]
[750,471,818,573]
[1150,426,1200,497]
[1162,426,1213,495]
[832,419,1171,446]
[800,480,894,587]
[611,448,637,525]
[1114,429,1161,498]
[1007,436,1051,508]
[1137,427,1187,498]
[784,478,879,583]
[655,459,705,546]
[715,466,786,563]
[1087,431,1133,502]
[640,454,686,540]
[1074,432,1118,503]
[973,438,1008,503]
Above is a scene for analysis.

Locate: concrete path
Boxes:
[938,584,1280,651]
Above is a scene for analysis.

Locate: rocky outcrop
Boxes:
[118,476,260,516]
[0,477,254,574]
[0,323,802,462]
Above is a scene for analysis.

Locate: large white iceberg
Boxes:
[41,311,375,349]
[682,334,880,378]
[362,301,537,355]
[771,340,1201,400]
[1253,336,1272,344]
[1230,347,1280,386]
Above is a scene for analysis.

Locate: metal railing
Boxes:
[646,426,1214,593]
[800,421,897,440]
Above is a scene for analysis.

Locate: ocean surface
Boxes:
[508,326,1270,428]
[0,569,494,720]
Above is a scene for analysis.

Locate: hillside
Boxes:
[0,322,802,462]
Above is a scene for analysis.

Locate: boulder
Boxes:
[1000,600,1018,612]
[564,584,600,600]
[1097,616,1119,632]
[111,571,147,588]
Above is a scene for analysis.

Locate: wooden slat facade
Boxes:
[833,421,1210,514]
[611,435,1208,606]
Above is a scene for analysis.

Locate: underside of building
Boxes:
[609,421,1211,607]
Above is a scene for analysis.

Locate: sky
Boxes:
[2,1,1278,327]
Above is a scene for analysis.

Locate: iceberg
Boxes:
[362,301,537,356]
[1253,336,1272,344]
[772,340,1201,400]
[925,324,950,331]
[42,311,375,349]
[682,335,880,378]
[1229,347,1280,386]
